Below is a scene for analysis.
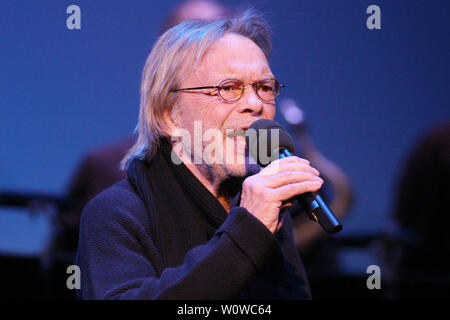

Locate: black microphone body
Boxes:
[280,149,342,233]
[246,119,343,234]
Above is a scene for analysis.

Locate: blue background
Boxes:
[1,0,449,273]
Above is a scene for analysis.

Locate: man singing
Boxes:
[77,9,323,299]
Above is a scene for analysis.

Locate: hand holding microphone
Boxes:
[240,156,324,233]
[241,119,343,234]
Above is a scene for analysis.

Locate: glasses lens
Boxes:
[256,79,280,101]
[219,80,243,101]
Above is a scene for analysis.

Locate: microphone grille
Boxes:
[246,119,295,167]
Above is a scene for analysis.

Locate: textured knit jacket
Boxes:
[76,139,311,299]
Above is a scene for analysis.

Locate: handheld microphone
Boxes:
[245,119,343,234]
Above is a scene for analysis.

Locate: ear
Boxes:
[162,108,180,138]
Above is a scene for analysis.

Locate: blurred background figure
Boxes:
[278,98,354,277]
[160,0,231,32]
[380,121,450,299]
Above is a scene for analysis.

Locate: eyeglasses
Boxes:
[170,78,285,102]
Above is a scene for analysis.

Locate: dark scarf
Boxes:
[126,138,244,271]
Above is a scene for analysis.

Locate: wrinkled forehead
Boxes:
[193,33,273,84]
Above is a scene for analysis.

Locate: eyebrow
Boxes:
[211,74,275,84]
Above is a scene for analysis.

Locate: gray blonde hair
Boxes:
[121,9,272,170]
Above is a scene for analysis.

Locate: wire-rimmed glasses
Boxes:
[170,78,285,103]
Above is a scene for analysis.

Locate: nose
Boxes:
[235,84,264,115]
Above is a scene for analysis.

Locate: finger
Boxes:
[264,171,323,188]
[265,156,310,168]
[271,180,323,201]
[280,156,310,164]
[261,162,320,177]
[274,162,320,176]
